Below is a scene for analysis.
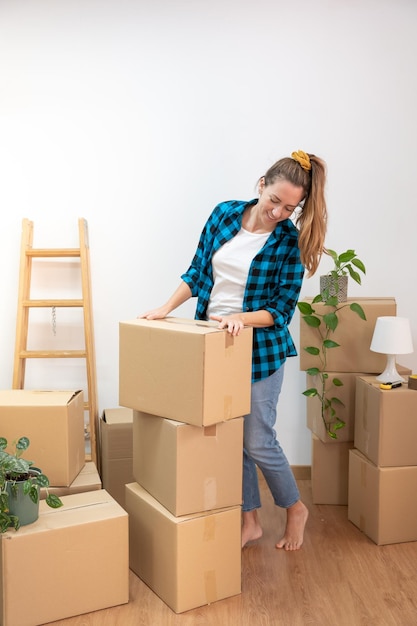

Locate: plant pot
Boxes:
[320,275,348,303]
[6,471,40,526]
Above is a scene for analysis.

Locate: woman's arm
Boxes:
[139,281,192,319]
[210,309,274,336]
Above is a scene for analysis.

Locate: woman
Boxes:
[140,150,327,551]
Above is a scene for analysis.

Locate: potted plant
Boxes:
[319,248,366,302]
[0,436,63,532]
[297,249,367,439]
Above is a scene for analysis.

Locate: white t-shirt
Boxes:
[206,227,270,319]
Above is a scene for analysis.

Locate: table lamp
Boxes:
[370,316,414,383]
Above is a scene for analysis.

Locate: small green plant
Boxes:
[320,249,366,300]
[0,436,63,532]
[298,249,367,439]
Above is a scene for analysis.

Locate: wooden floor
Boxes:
[51,476,417,626]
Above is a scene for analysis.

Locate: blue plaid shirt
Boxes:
[181,199,305,382]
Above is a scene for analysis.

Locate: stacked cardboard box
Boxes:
[299,297,397,504]
[0,490,129,626]
[0,390,129,625]
[119,317,253,613]
[100,407,134,507]
[348,375,417,545]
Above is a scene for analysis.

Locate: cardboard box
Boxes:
[119,317,253,426]
[133,412,243,515]
[311,434,353,505]
[354,375,417,466]
[306,364,412,443]
[40,462,102,499]
[126,482,241,613]
[299,297,396,372]
[100,407,134,507]
[348,448,417,545]
[0,390,85,486]
[0,490,129,626]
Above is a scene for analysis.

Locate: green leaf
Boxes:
[302,388,318,397]
[326,249,338,261]
[305,346,320,355]
[29,486,39,504]
[334,420,346,430]
[323,339,340,349]
[303,315,321,328]
[306,367,320,376]
[297,302,313,315]
[339,250,356,263]
[15,437,30,451]
[323,373,329,379]
[323,296,339,307]
[352,258,366,274]
[332,378,344,386]
[347,265,361,284]
[46,494,63,509]
[312,294,323,304]
[350,302,366,320]
[323,312,338,331]
[330,397,345,407]
[0,438,7,451]
[35,474,50,488]
[327,431,337,439]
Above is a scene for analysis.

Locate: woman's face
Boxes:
[257,177,305,229]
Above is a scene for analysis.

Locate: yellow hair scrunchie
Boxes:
[291,150,311,171]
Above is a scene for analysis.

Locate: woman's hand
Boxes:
[210,314,245,336]
[138,305,171,320]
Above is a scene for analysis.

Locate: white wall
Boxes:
[1,0,416,464]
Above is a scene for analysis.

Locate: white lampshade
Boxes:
[370,316,414,383]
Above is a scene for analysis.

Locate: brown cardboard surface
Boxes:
[299,298,396,372]
[0,490,129,626]
[306,365,412,443]
[354,376,417,466]
[311,434,353,505]
[348,449,417,545]
[126,481,241,613]
[0,389,85,486]
[100,408,134,507]
[133,412,243,515]
[119,317,253,426]
[40,462,102,499]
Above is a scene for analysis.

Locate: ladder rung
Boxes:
[19,350,87,358]
[27,248,81,258]
[23,299,84,307]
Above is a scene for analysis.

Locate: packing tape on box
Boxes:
[224,332,234,352]
[204,570,217,604]
[204,477,217,510]
[203,516,216,542]
[203,425,217,437]
[224,395,232,420]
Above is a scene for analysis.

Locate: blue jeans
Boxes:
[242,364,300,512]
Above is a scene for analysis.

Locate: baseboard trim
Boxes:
[257,465,311,481]
[291,465,311,480]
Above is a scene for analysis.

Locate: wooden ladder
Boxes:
[12,218,98,465]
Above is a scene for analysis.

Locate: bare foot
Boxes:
[241,509,263,548]
[275,500,308,551]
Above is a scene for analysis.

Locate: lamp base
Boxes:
[375,354,406,384]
